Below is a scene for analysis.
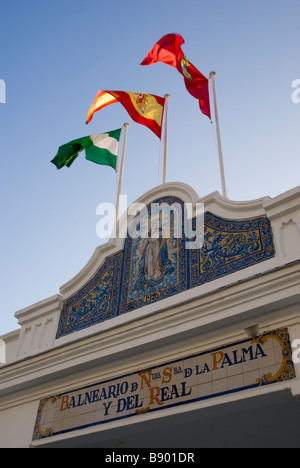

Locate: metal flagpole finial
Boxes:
[209,71,216,79]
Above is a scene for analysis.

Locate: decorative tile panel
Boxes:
[190,212,275,288]
[56,197,275,338]
[33,328,295,441]
[56,252,123,338]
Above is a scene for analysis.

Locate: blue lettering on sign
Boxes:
[33,328,295,442]
[117,394,143,413]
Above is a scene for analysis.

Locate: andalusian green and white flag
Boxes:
[51,128,122,170]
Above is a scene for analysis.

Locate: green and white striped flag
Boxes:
[51,128,122,170]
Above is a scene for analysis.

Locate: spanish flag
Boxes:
[86,90,165,139]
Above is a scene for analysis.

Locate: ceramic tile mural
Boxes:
[119,198,188,314]
[33,328,295,441]
[57,252,123,335]
[56,197,275,338]
[190,212,275,288]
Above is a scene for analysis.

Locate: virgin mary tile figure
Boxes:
[139,219,171,282]
[125,201,185,306]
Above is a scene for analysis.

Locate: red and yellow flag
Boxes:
[141,33,211,120]
[86,90,165,139]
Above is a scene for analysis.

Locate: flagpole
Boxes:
[162,94,170,184]
[209,71,228,199]
[116,123,129,224]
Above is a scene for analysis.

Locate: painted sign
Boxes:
[32,328,295,441]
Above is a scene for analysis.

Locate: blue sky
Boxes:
[0,0,299,335]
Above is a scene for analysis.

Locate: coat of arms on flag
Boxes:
[134,93,148,114]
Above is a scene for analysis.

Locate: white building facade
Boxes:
[1,182,300,448]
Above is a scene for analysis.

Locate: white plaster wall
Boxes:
[3,295,62,363]
[264,186,300,264]
[0,400,39,448]
[290,323,300,399]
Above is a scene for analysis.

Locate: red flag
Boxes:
[141,33,211,120]
[86,90,165,139]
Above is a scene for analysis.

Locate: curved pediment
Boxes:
[59,183,199,300]
[56,183,275,339]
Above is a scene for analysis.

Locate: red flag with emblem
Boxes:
[141,33,211,120]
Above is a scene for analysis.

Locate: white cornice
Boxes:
[14,294,62,326]
[263,185,300,220]
[200,191,269,218]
